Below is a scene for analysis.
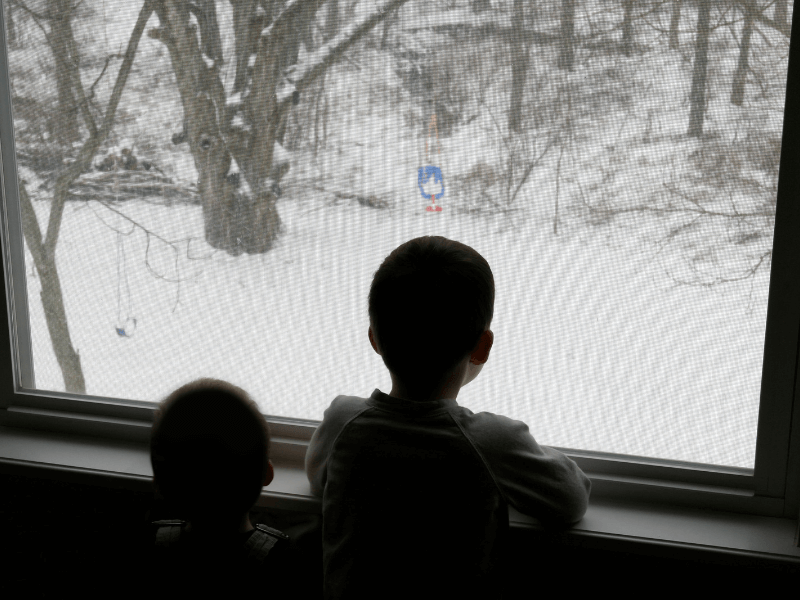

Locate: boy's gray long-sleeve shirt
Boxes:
[305,388,592,600]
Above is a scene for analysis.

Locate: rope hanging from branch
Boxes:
[418,108,444,212]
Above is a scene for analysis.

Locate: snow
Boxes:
[231,113,248,130]
[277,79,297,102]
[239,175,252,197]
[10,0,795,469]
[24,188,767,468]
[273,143,290,166]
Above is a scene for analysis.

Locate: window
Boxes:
[0,1,798,519]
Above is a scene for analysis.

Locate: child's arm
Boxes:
[468,411,592,526]
[305,396,370,497]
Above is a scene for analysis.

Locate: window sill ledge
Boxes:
[1,424,799,572]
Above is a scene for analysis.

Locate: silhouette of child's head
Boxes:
[369,236,494,397]
[150,378,271,532]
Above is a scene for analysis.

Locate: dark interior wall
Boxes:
[0,472,796,598]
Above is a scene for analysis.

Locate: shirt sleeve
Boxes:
[304,396,370,497]
[462,410,592,525]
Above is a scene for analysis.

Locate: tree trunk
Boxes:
[191,0,223,63]
[669,1,681,50]
[381,5,399,50]
[47,0,80,144]
[39,254,86,392]
[231,0,258,94]
[775,0,788,27]
[280,1,318,70]
[324,0,338,42]
[730,3,753,107]
[688,0,711,138]
[302,2,316,52]
[157,0,254,254]
[508,0,528,133]
[6,2,18,49]
[19,182,86,393]
[15,0,151,394]
[621,0,634,57]
[557,0,575,71]
[158,0,407,255]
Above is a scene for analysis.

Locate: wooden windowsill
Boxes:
[1,424,798,571]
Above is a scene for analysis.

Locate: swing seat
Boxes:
[418,166,445,201]
[116,318,137,338]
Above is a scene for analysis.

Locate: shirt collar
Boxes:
[369,388,459,410]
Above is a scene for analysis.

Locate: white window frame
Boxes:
[0,3,797,528]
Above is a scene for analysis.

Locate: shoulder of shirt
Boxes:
[450,406,534,443]
[321,394,373,420]
[330,393,370,407]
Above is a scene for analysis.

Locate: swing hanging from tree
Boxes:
[109,157,137,339]
[418,108,444,212]
[115,228,137,338]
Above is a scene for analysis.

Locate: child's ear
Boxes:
[369,326,382,355]
[468,330,493,365]
[263,460,274,486]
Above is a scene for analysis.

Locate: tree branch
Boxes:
[276,0,411,112]
[44,0,154,260]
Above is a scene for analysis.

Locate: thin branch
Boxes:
[8,0,49,22]
[87,53,126,104]
[510,134,556,205]
[64,48,98,139]
[90,199,211,284]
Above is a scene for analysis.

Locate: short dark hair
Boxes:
[150,378,270,524]
[368,236,495,395]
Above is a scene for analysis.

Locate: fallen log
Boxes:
[66,170,200,205]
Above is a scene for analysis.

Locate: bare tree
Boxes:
[730,0,754,106]
[47,0,81,143]
[380,1,399,49]
[11,0,85,144]
[231,0,260,94]
[731,0,789,37]
[774,0,788,27]
[508,0,529,133]
[324,0,338,42]
[669,0,681,49]
[190,0,223,63]
[557,0,575,71]
[688,0,711,137]
[5,1,20,48]
[621,0,635,57]
[151,0,411,256]
[18,1,155,393]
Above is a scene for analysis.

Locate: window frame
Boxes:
[0,2,798,524]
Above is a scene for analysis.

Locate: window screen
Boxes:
[3,0,792,468]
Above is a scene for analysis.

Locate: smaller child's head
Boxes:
[150,378,271,532]
[368,236,495,398]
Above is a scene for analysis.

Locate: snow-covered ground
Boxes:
[10,1,793,469]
